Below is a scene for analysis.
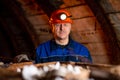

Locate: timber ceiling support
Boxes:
[0,0,37,59]
[85,0,120,64]
[36,0,64,17]
[0,18,15,59]
[7,0,39,47]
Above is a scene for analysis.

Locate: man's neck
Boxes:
[55,38,69,45]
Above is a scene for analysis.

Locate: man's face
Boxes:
[52,23,71,40]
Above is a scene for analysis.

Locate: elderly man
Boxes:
[35,9,92,63]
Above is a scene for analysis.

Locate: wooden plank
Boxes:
[33,24,51,34]
[109,0,120,12]
[60,0,85,8]
[38,34,53,44]
[92,55,110,64]
[98,0,115,13]
[85,0,120,64]
[17,0,44,16]
[27,14,49,25]
[68,5,94,19]
[71,30,107,43]
[72,17,99,31]
[108,13,120,27]
[112,27,120,41]
[87,42,111,56]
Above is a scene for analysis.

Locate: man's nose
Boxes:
[60,24,64,30]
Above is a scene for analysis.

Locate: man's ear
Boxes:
[50,24,55,33]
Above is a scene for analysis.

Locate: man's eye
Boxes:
[64,24,67,26]
[64,24,69,26]
[55,24,60,26]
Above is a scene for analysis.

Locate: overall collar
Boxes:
[50,37,74,50]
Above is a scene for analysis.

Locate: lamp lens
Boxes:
[60,14,67,20]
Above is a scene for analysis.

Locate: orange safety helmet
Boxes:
[49,9,73,24]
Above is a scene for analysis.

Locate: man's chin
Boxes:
[57,37,67,40]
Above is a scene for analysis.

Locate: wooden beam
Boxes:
[8,0,40,47]
[84,0,120,64]
[0,0,37,59]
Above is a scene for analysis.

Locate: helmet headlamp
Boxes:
[59,13,67,20]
